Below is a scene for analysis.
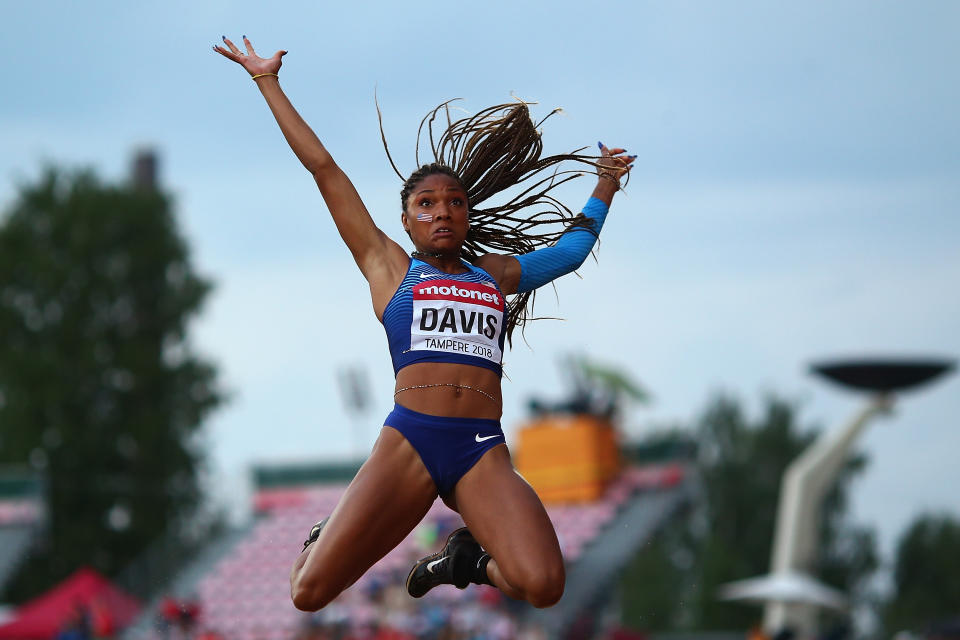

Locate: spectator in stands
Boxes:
[55,601,91,640]
[214,35,631,612]
[156,596,199,640]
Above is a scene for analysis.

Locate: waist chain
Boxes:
[393,383,500,406]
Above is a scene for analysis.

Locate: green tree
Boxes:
[883,513,960,633]
[621,393,877,631]
[0,166,222,600]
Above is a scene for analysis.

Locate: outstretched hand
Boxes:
[212,35,286,77]
[596,142,636,185]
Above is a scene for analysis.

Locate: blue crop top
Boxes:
[382,258,507,377]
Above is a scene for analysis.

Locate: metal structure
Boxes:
[721,358,954,639]
[762,393,890,635]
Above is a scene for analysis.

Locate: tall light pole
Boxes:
[718,358,954,639]
[762,358,954,637]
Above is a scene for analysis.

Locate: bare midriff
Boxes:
[393,362,503,420]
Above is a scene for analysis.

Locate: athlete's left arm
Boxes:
[476,143,634,295]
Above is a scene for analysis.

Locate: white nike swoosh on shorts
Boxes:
[475,433,500,443]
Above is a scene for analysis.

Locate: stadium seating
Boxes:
[156,464,685,639]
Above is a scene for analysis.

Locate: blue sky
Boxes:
[2,1,958,576]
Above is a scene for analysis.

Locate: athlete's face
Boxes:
[402,173,469,255]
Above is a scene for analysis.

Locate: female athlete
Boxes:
[213,35,633,611]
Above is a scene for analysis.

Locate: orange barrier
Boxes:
[515,414,621,503]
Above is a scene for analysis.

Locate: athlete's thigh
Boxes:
[451,445,562,580]
[299,426,438,592]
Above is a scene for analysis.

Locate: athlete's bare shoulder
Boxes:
[474,253,521,296]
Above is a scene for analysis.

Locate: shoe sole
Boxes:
[405,527,474,597]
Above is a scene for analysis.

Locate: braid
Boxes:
[380,99,608,346]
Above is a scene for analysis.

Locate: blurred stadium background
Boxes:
[0,146,957,640]
[4,0,960,627]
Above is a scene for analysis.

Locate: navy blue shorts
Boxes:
[385,403,505,496]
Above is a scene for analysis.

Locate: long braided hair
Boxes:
[379,99,606,346]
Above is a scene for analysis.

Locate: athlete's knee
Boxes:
[524,562,565,608]
[290,569,340,612]
[501,559,565,608]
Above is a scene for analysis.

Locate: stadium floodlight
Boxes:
[746,356,954,638]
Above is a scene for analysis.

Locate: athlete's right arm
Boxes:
[213,36,408,286]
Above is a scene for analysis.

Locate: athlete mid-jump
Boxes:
[213,35,633,609]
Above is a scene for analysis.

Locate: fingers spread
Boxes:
[242,35,256,56]
[212,44,236,60]
[222,35,242,56]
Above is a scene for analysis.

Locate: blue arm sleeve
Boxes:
[515,197,609,293]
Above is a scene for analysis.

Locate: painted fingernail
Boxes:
[628,155,637,159]
[221,35,226,41]
[598,141,604,149]
[243,35,247,39]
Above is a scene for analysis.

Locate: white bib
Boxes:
[409,278,505,365]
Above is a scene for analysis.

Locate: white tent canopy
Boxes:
[717,572,848,611]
